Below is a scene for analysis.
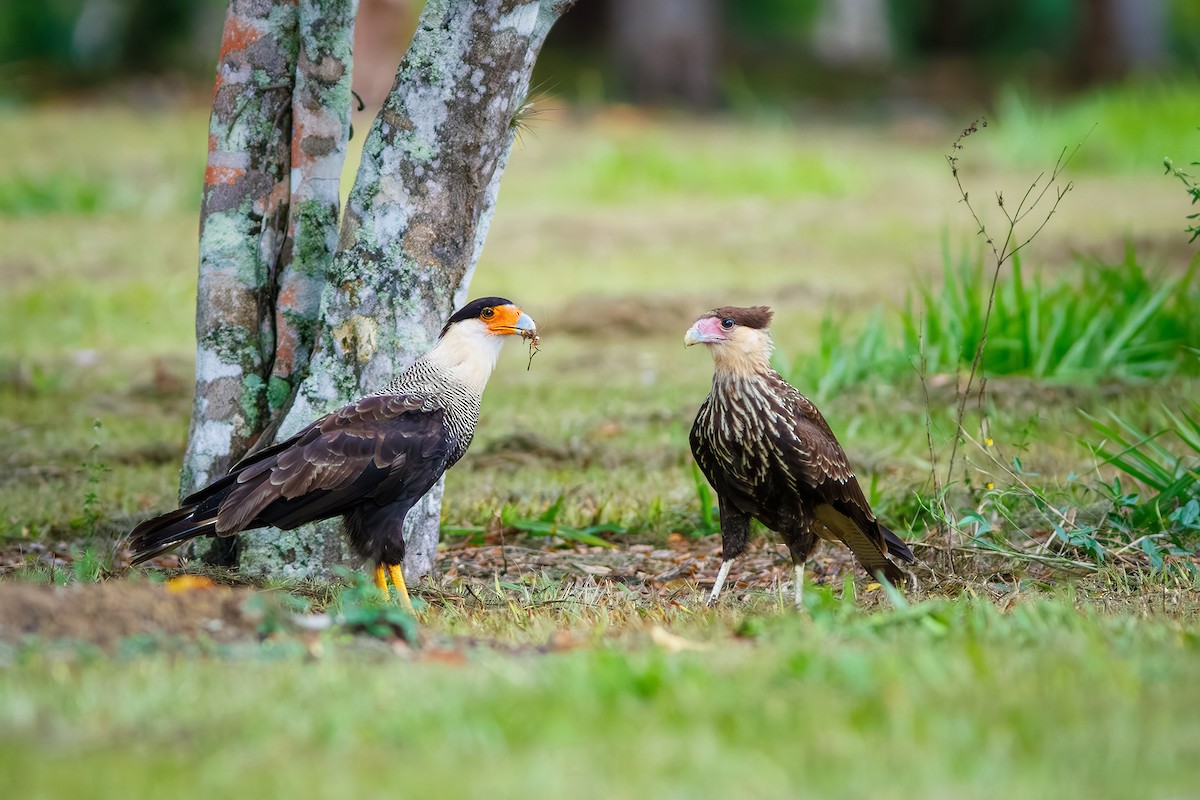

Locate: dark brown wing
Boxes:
[213,393,453,534]
[771,379,873,509]
[127,394,453,565]
[767,375,908,582]
[690,376,910,581]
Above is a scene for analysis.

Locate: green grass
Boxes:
[785,245,1200,400]
[2,595,1199,799]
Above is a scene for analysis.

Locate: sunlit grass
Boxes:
[2,595,1199,799]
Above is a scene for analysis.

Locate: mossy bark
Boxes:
[184,0,575,583]
[182,0,356,566]
[182,0,300,499]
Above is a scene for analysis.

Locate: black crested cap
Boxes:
[705,305,774,330]
[440,296,516,337]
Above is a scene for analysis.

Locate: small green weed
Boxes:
[501,495,622,548]
[1163,153,1200,243]
[445,495,623,549]
[1087,405,1200,569]
[687,461,721,539]
[329,568,419,642]
[71,547,106,583]
[71,420,108,537]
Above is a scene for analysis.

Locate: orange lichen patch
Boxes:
[274,289,300,364]
[291,116,314,170]
[272,328,299,374]
[261,177,290,216]
[277,283,299,309]
[217,16,266,63]
[205,164,246,186]
[165,575,218,593]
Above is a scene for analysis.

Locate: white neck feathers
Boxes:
[421,319,507,394]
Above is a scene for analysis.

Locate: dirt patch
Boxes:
[0,581,263,649]
[438,532,896,598]
[0,528,988,651]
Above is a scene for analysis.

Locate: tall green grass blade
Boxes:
[1098,282,1174,369]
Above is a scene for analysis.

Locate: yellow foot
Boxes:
[373,563,390,599]
[386,562,415,615]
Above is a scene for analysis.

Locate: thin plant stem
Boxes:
[934,120,1088,557]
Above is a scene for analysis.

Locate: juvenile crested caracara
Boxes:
[128,297,536,610]
[685,305,914,606]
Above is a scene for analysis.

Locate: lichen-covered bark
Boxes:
[238,0,576,582]
[268,0,357,417]
[181,0,299,503]
[183,0,355,567]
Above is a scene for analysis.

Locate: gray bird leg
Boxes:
[794,564,804,608]
[708,560,733,606]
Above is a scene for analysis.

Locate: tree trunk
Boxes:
[811,0,893,68]
[609,0,719,108]
[181,0,308,567]
[183,0,575,583]
[1076,0,1166,82]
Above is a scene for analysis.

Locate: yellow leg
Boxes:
[373,563,390,599]
[387,562,415,615]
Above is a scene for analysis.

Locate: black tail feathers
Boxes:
[126,506,218,565]
[879,523,916,564]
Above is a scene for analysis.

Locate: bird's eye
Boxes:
[721,318,734,329]
[481,307,496,320]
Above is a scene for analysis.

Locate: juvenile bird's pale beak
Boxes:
[685,318,725,346]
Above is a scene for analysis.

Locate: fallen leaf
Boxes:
[546,630,587,652]
[165,575,217,593]
[649,625,707,652]
[420,648,466,666]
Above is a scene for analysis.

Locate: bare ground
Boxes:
[0,531,917,649]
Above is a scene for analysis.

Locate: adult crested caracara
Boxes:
[685,305,914,606]
[127,297,536,610]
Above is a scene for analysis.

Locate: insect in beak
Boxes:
[523,329,540,371]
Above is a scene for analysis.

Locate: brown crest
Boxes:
[704,305,774,330]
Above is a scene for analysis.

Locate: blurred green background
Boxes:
[3,0,1199,104]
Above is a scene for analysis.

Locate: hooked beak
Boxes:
[684,320,724,346]
[514,312,536,336]
[513,311,537,340]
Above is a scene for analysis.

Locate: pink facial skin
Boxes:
[684,316,731,345]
